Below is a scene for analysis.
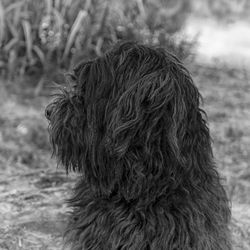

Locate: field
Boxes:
[0,61,249,249]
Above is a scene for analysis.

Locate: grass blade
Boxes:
[33,45,45,66]
[4,37,19,51]
[45,0,52,13]
[96,0,109,35]
[6,18,19,38]
[5,0,24,14]
[22,20,33,62]
[62,10,87,61]
[0,0,5,46]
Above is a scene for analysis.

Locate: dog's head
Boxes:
[46,42,212,200]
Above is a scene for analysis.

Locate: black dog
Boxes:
[45,42,231,250]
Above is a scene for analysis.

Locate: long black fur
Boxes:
[46,42,231,250]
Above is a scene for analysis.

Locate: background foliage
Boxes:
[0,0,193,80]
[193,0,250,21]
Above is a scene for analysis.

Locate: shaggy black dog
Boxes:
[45,42,231,250]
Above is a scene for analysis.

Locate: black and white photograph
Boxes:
[0,0,249,249]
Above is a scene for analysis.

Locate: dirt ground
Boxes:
[0,62,250,249]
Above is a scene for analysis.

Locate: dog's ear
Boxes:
[101,68,193,197]
[104,63,212,181]
[106,71,177,156]
[106,64,205,159]
[175,71,213,180]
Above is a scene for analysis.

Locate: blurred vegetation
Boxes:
[193,0,250,22]
[0,0,194,82]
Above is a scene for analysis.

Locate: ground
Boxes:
[0,62,250,249]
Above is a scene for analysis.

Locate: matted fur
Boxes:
[46,42,231,250]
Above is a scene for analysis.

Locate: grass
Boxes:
[0,61,250,249]
[0,0,192,81]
